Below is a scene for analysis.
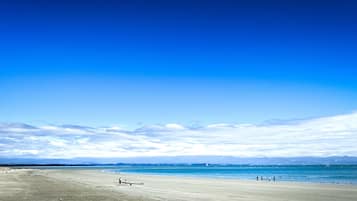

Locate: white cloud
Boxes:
[165,123,185,130]
[0,112,357,158]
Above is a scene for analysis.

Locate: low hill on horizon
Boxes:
[1,156,357,165]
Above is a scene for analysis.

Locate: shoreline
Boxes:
[103,169,357,186]
[8,165,356,186]
[1,168,357,201]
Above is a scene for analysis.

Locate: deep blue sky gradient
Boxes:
[1,0,357,127]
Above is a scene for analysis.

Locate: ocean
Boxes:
[30,164,357,185]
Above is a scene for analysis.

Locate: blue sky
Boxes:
[1,0,357,127]
[0,0,357,158]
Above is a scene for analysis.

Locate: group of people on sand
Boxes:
[256,176,276,182]
[118,177,131,185]
[118,177,144,186]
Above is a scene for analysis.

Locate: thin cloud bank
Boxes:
[1,112,357,158]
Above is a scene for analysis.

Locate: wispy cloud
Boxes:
[1,112,357,158]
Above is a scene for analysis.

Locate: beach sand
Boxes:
[1,167,357,201]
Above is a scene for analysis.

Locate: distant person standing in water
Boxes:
[256,176,259,181]
[273,176,276,182]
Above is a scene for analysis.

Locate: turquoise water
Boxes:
[30,165,357,184]
[108,165,357,184]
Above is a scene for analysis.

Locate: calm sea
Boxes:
[30,164,357,185]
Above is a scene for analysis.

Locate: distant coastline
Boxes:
[1,156,357,166]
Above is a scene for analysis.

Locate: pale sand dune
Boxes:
[1,168,357,201]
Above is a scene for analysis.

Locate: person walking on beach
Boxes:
[119,177,122,185]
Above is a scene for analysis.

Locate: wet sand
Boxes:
[1,167,357,201]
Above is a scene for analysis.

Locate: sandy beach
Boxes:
[1,167,357,201]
